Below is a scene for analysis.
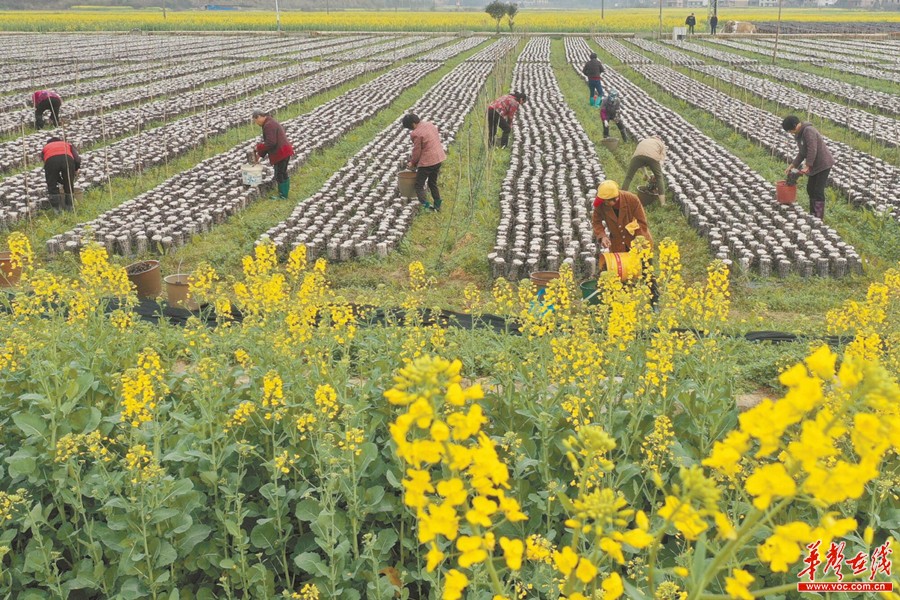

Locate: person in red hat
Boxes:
[41,137,80,211]
[253,110,294,199]
[27,90,62,130]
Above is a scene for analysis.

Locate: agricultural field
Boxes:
[0,27,898,600]
[0,8,899,32]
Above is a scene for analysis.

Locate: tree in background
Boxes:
[506,2,518,31]
[485,0,507,33]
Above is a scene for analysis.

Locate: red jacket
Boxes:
[255,116,294,164]
[488,95,521,125]
[42,140,80,167]
[33,90,62,106]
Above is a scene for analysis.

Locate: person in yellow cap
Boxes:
[591,179,653,253]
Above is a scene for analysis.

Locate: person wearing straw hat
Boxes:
[253,110,294,200]
[402,113,446,212]
[41,137,80,212]
[591,180,652,253]
[26,90,62,130]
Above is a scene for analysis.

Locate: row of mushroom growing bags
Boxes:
[261,38,519,262]
[582,37,861,277]
[9,36,453,232]
[606,38,900,225]
[50,38,493,256]
[489,37,605,281]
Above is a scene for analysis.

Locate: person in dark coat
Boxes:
[581,53,605,106]
[710,14,719,34]
[403,113,447,212]
[685,13,696,34]
[253,110,294,199]
[486,91,527,149]
[27,90,62,130]
[599,88,627,141]
[782,115,835,220]
[42,137,80,211]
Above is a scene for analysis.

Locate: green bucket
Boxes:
[580,279,600,305]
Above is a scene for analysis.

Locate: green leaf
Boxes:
[294,499,321,522]
[12,412,46,439]
[224,519,242,538]
[365,485,386,508]
[219,558,236,570]
[68,407,102,433]
[250,521,278,551]
[371,529,398,558]
[155,541,178,568]
[6,449,37,478]
[178,524,212,555]
[293,552,329,578]
[385,469,401,489]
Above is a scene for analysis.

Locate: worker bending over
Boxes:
[622,136,667,206]
[42,137,80,212]
[27,90,62,130]
[486,91,527,149]
[592,180,653,253]
[253,110,294,200]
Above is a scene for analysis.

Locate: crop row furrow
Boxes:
[578,38,860,277]
[488,38,604,280]
[0,61,385,229]
[665,41,900,116]
[262,39,514,262]
[50,38,489,256]
[0,61,337,174]
[614,51,900,221]
[631,39,900,147]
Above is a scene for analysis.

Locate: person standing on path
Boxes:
[686,13,697,34]
[599,88,627,141]
[710,14,719,34]
[402,113,447,212]
[253,110,294,200]
[622,136,667,206]
[486,91,527,149]
[782,115,834,220]
[581,52,605,106]
[42,136,80,212]
[27,90,62,130]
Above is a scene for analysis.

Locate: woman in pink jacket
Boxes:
[403,113,447,212]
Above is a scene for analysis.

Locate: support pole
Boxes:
[773,0,783,64]
[275,0,281,33]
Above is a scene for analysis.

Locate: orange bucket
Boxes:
[0,251,22,287]
[600,252,642,282]
[775,181,797,204]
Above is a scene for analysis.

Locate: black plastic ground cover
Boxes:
[3,292,856,345]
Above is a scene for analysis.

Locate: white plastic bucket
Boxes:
[241,164,264,187]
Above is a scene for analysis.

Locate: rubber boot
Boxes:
[432,198,442,212]
[603,124,610,138]
[63,193,75,211]
[811,200,825,220]
[278,179,290,199]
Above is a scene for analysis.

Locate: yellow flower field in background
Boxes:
[0,8,897,32]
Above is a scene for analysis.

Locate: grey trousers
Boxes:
[623,155,666,195]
